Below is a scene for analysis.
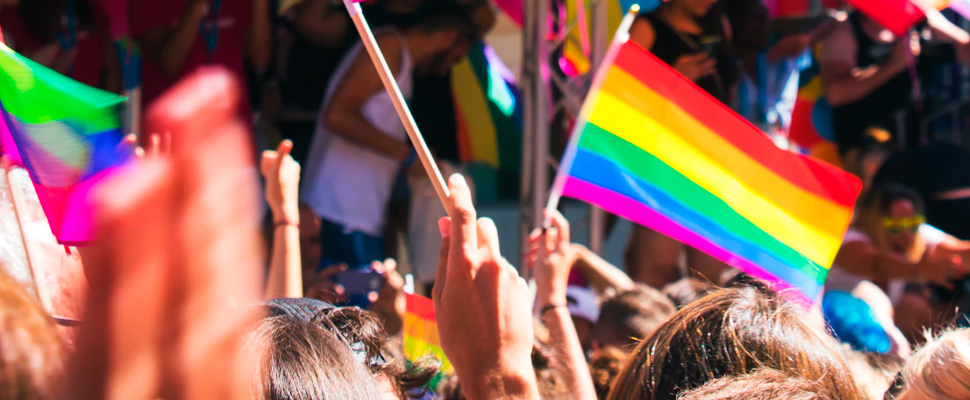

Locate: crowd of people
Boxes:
[3,0,970,399]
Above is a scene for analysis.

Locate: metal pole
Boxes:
[587,0,609,254]
[520,0,538,269]
[532,0,550,236]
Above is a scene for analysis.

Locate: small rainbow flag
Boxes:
[551,39,862,302]
[788,45,843,168]
[451,42,520,172]
[0,42,128,245]
[403,293,453,374]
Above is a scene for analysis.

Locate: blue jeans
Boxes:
[318,218,385,271]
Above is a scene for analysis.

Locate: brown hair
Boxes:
[676,369,833,400]
[244,315,384,400]
[0,269,63,400]
[607,286,863,400]
[593,284,677,351]
[590,347,629,399]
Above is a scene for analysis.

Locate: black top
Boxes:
[873,143,970,198]
[411,72,461,163]
[639,12,735,104]
[832,12,915,154]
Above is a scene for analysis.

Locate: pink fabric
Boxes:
[494,0,523,26]
[563,177,811,304]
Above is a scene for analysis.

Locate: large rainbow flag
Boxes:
[403,293,453,375]
[551,39,862,302]
[0,42,128,245]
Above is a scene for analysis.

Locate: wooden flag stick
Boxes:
[342,0,452,213]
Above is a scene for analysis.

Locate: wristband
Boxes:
[539,304,566,317]
[274,219,299,229]
[403,148,418,168]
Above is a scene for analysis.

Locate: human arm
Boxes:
[767,34,812,63]
[570,244,635,293]
[434,174,540,400]
[322,32,411,161]
[819,21,910,107]
[246,0,272,71]
[531,210,598,400]
[367,259,406,336]
[834,241,964,287]
[136,0,208,78]
[262,140,303,299]
[291,0,351,46]
[629,17,655,50]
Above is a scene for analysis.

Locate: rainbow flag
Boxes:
[452,43,521,172]
[0,42,128,245]
[552,39,862,302]
[788,45,843,168]
[403,293,453,375]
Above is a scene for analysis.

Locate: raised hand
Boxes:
[528,209,572,310]
[305,264,349,304]
[67,68,262,400]
[368,258,406,336]
[260,139,301,224]
[673,53,716,82]
[433,174,539,400]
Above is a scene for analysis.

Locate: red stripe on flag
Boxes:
[611,41,858,207]
[405,293,436,321]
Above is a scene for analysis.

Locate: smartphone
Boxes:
[699,36,721,57]
[335,265,384,296]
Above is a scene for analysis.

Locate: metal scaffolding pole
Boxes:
[519,0,544,269]
[520,0,611,262]
[587,0,610,254]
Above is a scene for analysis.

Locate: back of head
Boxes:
[244,315,383,400]
[593,284,676,350]
[0,269,62,400]
[607,286,862,400]
[412,0,478,41]
[897,328,970,400]
[662,278,715,308]
[676,369,833,400]
[590,347,630,400]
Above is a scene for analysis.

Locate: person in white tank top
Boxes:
[300,2,477,271]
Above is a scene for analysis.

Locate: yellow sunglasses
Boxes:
[882,215,926,235]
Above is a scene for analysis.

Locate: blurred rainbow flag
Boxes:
[452,43,521,172]
[788,45,843,168]
[403,293,453,375]
[0,42,129,245]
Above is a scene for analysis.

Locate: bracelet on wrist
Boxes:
[539,304,566,317]
[274,219,299,229]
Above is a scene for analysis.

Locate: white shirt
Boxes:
[827,225,946,303]
[301,29,413,236]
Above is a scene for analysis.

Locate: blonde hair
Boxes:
[854,184,926,263]
[898,328,970,400]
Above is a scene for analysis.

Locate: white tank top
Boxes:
[301,29,413,236]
